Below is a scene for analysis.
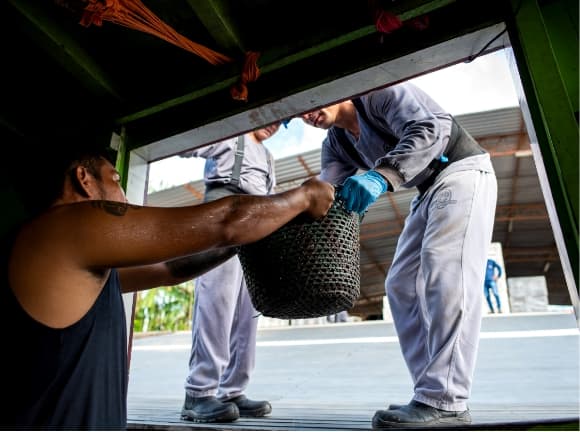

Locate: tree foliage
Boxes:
[133,281,194,332]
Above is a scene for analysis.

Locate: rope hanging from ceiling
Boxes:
[55,0,260,101]
[230,51,260,101]
[373,10,403,34]
[368,0,430,35]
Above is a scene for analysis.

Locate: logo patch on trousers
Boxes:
[433,188,457,209]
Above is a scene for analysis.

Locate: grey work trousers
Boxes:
[184,256,258,399]
[184,185,259,400]
[386,153,497,412]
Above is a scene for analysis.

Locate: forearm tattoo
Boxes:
[90,200,140,216]
[166,247,239,279]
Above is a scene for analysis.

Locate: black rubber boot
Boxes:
[181,394,239,423]
[223,395,272,417]
[372,400,472,429]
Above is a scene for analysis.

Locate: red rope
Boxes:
[405,15,430,31]
[369,0,430,35]
[374,10,402,34]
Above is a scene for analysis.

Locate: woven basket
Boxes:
[238,197,360,319]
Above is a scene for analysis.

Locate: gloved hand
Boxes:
[338,170,389,214]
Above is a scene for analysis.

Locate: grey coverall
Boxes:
[182,135,275,400]
[320,82,497,411]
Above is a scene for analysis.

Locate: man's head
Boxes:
[252,122,281,142]
[18,144,125,217]
[300,102,342,130]
[63,151,127,205]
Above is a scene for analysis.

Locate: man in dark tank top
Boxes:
[2,137,334,430]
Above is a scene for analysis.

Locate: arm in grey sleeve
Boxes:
[178,142,221,159]
[367,84,451,190]
[319,136,359,184]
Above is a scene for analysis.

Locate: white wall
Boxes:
[507,276,549,312]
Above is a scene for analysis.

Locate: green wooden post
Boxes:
[505,0,579,299]
[113,128,129,191]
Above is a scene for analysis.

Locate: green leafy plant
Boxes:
[133,281,194,332]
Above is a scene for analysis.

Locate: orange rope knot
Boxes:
[230,51,261,102]
[79,0,120,27]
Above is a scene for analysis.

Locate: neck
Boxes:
[337,101,360,138]
[247,132,263,144]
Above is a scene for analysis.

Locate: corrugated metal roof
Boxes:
[456,106,524,137]
[146,106,568,316]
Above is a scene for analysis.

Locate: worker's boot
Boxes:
[222,394,272,417]
[181,394,239,423]
[372,400,471,429]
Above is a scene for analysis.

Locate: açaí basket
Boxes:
[238,195,360,319]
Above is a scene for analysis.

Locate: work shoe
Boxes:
[223,394,272,417]
[372,400,472,429]
[387,400,468,411]
[181,394,239,423]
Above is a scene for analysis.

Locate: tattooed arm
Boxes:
[117,246,240,293]
[165,247,240,279]
[8,176,333,327]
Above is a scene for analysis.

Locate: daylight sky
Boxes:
[148,48,520,192]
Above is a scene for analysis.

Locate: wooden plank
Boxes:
[128,403,579,431]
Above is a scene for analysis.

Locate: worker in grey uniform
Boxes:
[300,82,497,428]
[179,123,280,423]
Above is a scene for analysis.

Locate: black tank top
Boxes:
[2,266,128,430]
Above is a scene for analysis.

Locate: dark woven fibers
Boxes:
[239,200,360,319]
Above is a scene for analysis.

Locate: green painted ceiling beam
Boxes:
[116,0,456,125]
[185,0,245,53]
[8,0,124,102]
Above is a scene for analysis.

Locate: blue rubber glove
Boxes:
[338,170,389,214]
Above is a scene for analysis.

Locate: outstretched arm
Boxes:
[118,246,239,293]
[83,178,332,268]
[9,178,334,327]
[19,176,333,282]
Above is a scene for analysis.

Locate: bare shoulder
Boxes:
[87,200,142,216]
[8,206,112,328]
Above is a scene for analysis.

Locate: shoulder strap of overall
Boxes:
[230,134,245,186]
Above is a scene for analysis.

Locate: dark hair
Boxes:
[14,143,117,218]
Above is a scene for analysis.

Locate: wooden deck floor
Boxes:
[127,312,579,431]
[128,401,579,430]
